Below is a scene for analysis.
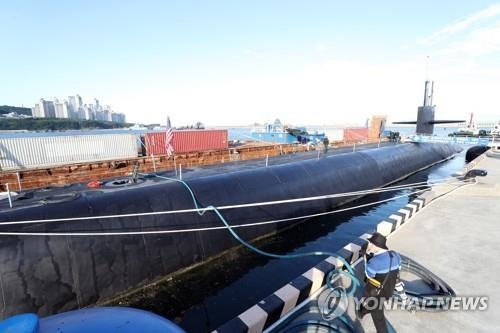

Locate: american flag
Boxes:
[165,116,174,156]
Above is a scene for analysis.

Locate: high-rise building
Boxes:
[46,100,56,118]
[93,98,101,112]
[32,104,42,117]
[68,95,83,118]
[103,110,111,121]
[32,95,124,122]
[36,99,45,118]
[35,98,56,118]
[68,96,76,110]
[55,101,69,118]
[82,105,94,120]
[111,112,126,123]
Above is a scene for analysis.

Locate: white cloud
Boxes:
[421,4,500,45]
[117,59,430,126]
[436,21,500,56]
[243,49,263,60]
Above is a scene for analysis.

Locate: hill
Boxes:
[0,105,32,116]
[0,118,130,131]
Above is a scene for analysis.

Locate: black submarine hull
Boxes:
[0,143,460,318]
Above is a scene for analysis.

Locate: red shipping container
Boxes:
[343,128,368,142]
[144,130,228,156]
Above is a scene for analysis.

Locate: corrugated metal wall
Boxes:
[0,134,138,171]
[145,130,228,155]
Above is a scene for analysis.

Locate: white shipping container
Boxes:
[0,134,138,171]
[324,128,344,142]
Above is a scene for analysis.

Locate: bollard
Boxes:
[174,156,178,177]
[16,172,22,192]
[6,183,13,208]
[151,154,157,174]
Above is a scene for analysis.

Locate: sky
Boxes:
[1,1,500,127]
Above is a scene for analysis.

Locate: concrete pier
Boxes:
[364,151,500,332]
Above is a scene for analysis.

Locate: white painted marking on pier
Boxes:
[325,256,344,267]
[377,221,395,237]
[398,209,411,221]
[413,199,424,209]
[302,267,325,295]
[407,203,418,215]
[239,305,268,333]
[343,242,361,262]
[389,214,403,228]
[360,233,372,240]
[274,284,301,318]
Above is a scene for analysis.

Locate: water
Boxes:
[0,127,150,138]
[121,148,467,332]
[227,126,468,142]
[0,126,473,141]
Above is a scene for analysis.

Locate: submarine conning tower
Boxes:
[392,80,464,135]
[416,80,436,135]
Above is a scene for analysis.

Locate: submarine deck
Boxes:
[368,151,500,332]
[157,141,394,180]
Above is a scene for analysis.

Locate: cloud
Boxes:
[243,49,263,60]
[436,21,500,56]
[421,4,500,45]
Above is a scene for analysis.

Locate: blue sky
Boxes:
[1,1,500,126]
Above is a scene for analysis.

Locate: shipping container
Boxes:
[343,128,368,142]
[324,128,344,142]
[0,134,138,171]
[144,130,228,156]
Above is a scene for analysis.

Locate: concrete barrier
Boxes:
[214,193,434,333]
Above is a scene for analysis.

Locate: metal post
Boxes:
[173,155,177,177]
[317,149,320,159]
[16,172,22,192]
[151,154,157,174]
[265,154,269,167]
[353,143,356,152]
[179,164,182,180]
[378,139,381,148]
[6,183,13,208]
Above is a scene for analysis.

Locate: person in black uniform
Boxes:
[357,232,401,333]
[323,136,329,153]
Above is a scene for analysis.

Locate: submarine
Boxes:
[0,141,461,319]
